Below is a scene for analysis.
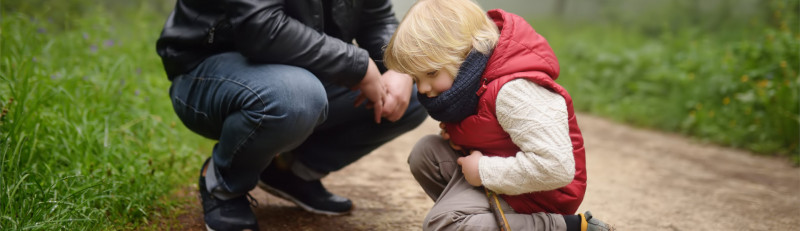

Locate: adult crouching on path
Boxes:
[155,0,428,230]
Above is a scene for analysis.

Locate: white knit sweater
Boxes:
[477,79,576,195]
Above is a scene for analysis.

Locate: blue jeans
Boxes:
[169,52,427,197]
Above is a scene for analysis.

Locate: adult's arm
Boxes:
[354,0,398,73]
[225,0,368,87]
[352,0,413,121]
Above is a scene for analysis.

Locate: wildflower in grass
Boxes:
[83,32,89,40]
[709,110,715,118]
[741,75,749,82]
[37,28,46,33]
[780,60,787,68]
[104,39,115,47]
[135,90,140,96]
[90,44,98,53]
[723,52,732,64]
[723,97,730,105]
[757,80,769,88]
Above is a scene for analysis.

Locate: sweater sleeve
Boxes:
[478,79,575,195]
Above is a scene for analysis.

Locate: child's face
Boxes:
[413,70,454,98]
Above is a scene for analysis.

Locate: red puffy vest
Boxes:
[444,9,586,215]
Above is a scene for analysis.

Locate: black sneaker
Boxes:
[199,159,260,231]
[257,161,353,215]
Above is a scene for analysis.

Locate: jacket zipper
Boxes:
[208,17,229,44]
[207,26,216,44]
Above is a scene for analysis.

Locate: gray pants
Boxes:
[408,135,567,231]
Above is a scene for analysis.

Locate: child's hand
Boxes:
[439,122,464,152]
[457,150,483,187]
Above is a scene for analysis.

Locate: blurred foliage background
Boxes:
[533,0,800,160]
[1,0,798,229]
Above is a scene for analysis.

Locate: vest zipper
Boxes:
[477,78,490,95]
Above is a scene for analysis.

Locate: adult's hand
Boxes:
[353,58,386,123]
[457,150,484,187]
[380,70,414,122]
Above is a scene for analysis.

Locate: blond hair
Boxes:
[384,0,499,78]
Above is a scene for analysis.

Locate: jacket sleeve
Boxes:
[354,0,398,73]
[223,0,368,87]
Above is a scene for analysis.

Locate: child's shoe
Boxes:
[579,211,614,231]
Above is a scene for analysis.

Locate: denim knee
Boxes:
[210,65,329,193]
[228,65,329,153]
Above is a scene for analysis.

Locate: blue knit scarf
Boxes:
[418,50,490,123]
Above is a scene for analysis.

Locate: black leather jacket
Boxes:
[156,0,398,87]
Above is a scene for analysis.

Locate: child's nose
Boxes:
[417,84,430,94]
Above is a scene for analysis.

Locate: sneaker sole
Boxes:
[206,224,257,231]
[257,181,352,216]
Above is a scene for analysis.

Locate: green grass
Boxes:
[1,3,208,230]
[1,0,798,230]
[535,0,799,162]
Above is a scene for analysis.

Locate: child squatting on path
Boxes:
[384,0,613,230]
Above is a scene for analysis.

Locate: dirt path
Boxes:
[168,114,800,230]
